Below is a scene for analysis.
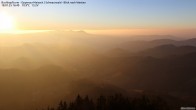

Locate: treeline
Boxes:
[43,94,170,110]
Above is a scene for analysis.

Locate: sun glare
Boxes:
[0,12,15,32]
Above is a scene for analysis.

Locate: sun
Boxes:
[0,12,15,32]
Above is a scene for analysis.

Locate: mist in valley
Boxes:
[0,31,196,110]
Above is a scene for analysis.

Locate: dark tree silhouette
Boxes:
[42,94,170,110]
[57,100,67,110]
[97,95,107,110]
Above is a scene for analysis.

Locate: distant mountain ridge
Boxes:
[138,44,196,58]
[121,38,196,52]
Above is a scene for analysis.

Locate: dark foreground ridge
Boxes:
[41,94,170,110]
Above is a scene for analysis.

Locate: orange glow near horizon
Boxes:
[85,28,196,37]
[0,11,195,37]
[0,28,196,38]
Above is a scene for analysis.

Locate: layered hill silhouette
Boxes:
[0,33,196,110]
[121,38,196,52]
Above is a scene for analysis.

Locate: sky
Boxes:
[0,0,196,36]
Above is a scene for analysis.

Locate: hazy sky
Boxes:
[1,0,196,36]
